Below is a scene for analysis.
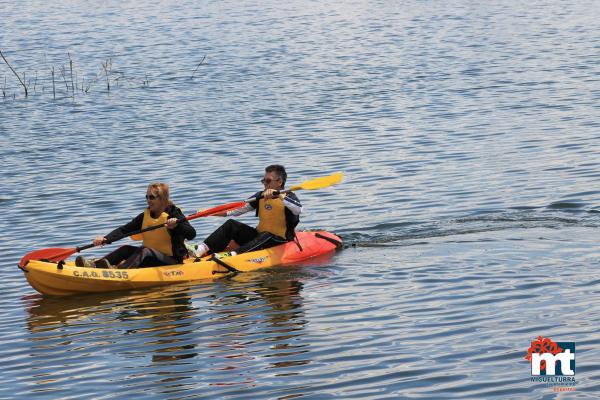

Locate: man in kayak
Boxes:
[76,183,196,268]
[195,165,302,258]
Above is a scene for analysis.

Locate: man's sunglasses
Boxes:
[261,178,281,184]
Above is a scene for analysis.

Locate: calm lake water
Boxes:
[2,1,600,398]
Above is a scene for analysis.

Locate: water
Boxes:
[2,0,600,398]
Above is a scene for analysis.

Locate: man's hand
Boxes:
[263,189,280,200]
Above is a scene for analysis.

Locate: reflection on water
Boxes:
[22,270,310,397]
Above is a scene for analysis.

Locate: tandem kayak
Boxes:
[19,231,342,296]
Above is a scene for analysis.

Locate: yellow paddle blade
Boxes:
[289,171,344,191]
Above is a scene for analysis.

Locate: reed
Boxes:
[0,49,28,97]
[191,55,206,80]
[2,52,206,100]
[68,53,74,98]
[101,58,111,91]
[52,66,56,99]
[60,65,70,97]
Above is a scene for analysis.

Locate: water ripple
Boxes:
[3,0,600,398]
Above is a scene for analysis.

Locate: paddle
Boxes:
[201,172,345,215]
[248,171,344,203]
[18,201,245,268]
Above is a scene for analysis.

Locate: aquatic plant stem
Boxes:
[0,49,28,97]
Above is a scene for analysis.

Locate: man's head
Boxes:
[262,165,287,190]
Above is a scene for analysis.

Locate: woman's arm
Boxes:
[104,212,145,243]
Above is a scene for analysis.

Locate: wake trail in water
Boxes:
[337,207,600,248]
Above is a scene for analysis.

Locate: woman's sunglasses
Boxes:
[146,194,159,200]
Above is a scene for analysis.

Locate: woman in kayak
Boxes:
[195,164,302,258]
[76,183,196,269]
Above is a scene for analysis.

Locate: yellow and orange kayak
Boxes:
[20,231,342,296]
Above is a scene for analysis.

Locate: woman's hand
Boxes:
[166,218,178,229]
[93,236,107,246]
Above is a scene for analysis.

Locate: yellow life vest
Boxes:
[257,196,287,238]
[140,208,173,256]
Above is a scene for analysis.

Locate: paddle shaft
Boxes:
[52,203,245,258]
[85,193,283,249]
[247,171,343,204]
[247,190,291,204]
[41,219,185,260]
[18,202,245,267]
[98,201,246,246]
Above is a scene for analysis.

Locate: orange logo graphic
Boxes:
[525,336,563,371]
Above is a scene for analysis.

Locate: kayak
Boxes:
[19,231,342,296]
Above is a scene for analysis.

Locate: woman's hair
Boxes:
[147,182,173,206]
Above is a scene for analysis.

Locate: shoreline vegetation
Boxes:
[0,50,206,101]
